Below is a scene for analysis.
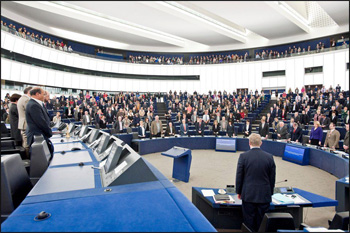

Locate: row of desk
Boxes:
[1,134,216,232]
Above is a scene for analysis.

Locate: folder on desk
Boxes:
[213,194,235,204]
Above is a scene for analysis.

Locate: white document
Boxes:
[305,227,344,232]
[201,189,215,197]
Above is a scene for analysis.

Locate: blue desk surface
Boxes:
[53,141,88,152]
[193,187,337,209]
[2,182,216,232]
[161,147,191,158]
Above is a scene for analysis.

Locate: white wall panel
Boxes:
[1,32,5,48]
[269,61,277,71]
[38,68,48,85]
[104,62,112,73]
[254,63,262,92]
[277,77,286,87]
[55,71,64,87]
[96,61,104,72]
[293,59,302,89]
[241,64,249,88]
[270,77,278,87]
[89,59,97,71]
[56,52,66,66]
[29,66,39,84]
[261,78,269,87]
[110,78,118,92]
[313,55,323,66]
[236,65,243,88]
[261,62,269,72]
[73,56,82,68]
[313,74,323,85]
[3,34,15,52]
[346,50,349,63]
[81,58,89,70]
[1,58,11,80]
[334,52,346,88]
[95,77,103,91]
[63,73,72,88]
[277,60,285,70]
[32,44,42,59]
[345,71,349,90]
[48,49,58,63]
[65,54,74,67]
[71,73,80,89]
[323,54,334,89]
[103,77,112,91]
[10,62,21,81]
[22,42,33,57]
[303,56,313,68]
[20,63,30,83]
[13,37,24,54]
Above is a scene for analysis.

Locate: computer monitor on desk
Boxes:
[94,131,111,155]
[84,128,101,146]
[100,142,157,187]
[78,125,89,138]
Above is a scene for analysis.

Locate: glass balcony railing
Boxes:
[1,25,349,66]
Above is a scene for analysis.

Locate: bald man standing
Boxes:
[236,133,276,231]
[25,87,53,156]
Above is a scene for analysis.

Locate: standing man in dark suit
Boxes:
[243,119,252,138]
[195,118,205,136]
[236,133,276,232]
[25,87,53,156]
[289,122,303,142]
[165,121,176,136]
[258,116,269,139]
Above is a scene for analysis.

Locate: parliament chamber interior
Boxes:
[1,1,349,232]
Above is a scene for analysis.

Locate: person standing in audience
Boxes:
[138,120,146,138]
[243,119,252,138]
[320,114,330,130]
[165,121,176,137]
[113,116,124,133]
[272,117,279,132]
[144,117,151,132]
[212,119,220,136]
[52,112,61,128]
[227,120,235,137]
[276,121,288,139]
[300,110,310,127]
[9,94,22,146]
[202,110,210,125]
[180,118,188,136]
[151,115,163,137]
[343,124,349,153]
[258,116,269,139]
[195,118,205,136]
[289,123,302,142]
[99,115,107,129]
[236,133,276,232]
[220,116,228,132]
[324,123,340,150]
[309,121,323,146]
[17,86,32,158]
[25,87,53,155]
[330,111,338,125]
[82,111,92,126]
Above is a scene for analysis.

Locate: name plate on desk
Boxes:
[283,145,310,165]
[215,138,236,152]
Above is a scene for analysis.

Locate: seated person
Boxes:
[276,121,288,139]
[165,121,176,136]
[227,120,235,137]
[195,118,205,136]
[212,120,220,136]
[289,122,302,142]
[258,116,269,139]
[164,109,172,123]
[53,112,61,128]
[180,119,188,136]
[324,122,340,150]
[243,119,252,138]
[175,112,182,122]
[138,120,146,138]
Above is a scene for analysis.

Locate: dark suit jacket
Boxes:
[300,114,309,125]
[195,122,205,135]
[290,127,303,142]
[227,124,235,137]
[113,120,124,133]
[212,124,220,134]
[330,116,337,125]
[165,125,176,136]
[236,148,276,203]
[180,123,188,136]
[25,99,52,146]
[258,122,269,137]
[9,103,21,142]
[320,117,330,130]
[243,123,252,135]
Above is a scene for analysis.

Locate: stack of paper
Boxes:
[201,189,215,197]
[272,193,294,204]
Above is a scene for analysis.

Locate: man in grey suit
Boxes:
[82,111,92,125]
[276,121,288,139]
[17,86,32,157]
[236,133,276,231]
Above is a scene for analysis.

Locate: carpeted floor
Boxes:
[143,148,338,229]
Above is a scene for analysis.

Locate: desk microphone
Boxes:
[275,179,288,184]
[91,166,101,170]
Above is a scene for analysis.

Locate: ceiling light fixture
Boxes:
[274,1,309,27]
[161,1,247,39]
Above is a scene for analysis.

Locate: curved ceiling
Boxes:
[1,1,349,53]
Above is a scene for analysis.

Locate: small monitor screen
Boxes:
[68,123,75,133]
[104,143,122,174]
[96,134,108,154]
[79,125,87,138]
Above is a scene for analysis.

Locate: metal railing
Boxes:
[1,25,349,66]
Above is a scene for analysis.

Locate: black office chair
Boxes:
[258,212,295,232]
[329,212,349,230]
[1,153,33,223]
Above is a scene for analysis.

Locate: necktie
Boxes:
[184,124,186,131]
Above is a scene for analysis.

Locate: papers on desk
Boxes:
[305,227,345,232]
[201,189,215,197]
[213,194,235,204]
[272,193,308,205]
